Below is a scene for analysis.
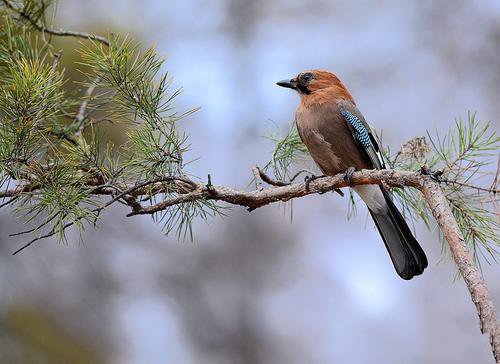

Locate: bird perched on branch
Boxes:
[277,70,427,280]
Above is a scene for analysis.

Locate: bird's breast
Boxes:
[295,102,370,175]
[295,104,343,175]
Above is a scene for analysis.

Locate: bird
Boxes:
[276,70,427,280]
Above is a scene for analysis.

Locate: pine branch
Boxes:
[0,0,110,46]
[422,181,500,361]
[0,4,499,360]
[1,168,421,250]
[3,168,410,257]
[74,77,100,138]
[0,169,416,208]
[440,179,499,195]
[5,165,500,359]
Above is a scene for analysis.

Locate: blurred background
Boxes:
[1,0,500,363]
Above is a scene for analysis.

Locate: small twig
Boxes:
[0,195,19,209]
[10,176,198,254]
[252,165,264,190]
[127,189,207,217]
[205,174,217,196]
[257,167,290,187]
[440,179,499,195]
[12,227,61,255]
[392,150,403,166]
[288,169,315,183]
[49,50,62,73]
[32,50,62,122]
[491,155,500,193]
[13,198,114,255]
[256,167,319,187]
[74,77,100,138]
[9,211,60,237]
[1,0,110,46]
[101,177,195,211]
[0,183,39,198]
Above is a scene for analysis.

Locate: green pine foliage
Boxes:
[264,122,309,180]
[0,1,498,263]
[0,1,222,246]
[385,113,500,264]
[266,113,499,265]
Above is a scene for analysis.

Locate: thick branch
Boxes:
[125,168,500,360]
[422,181,500,362]
[126,169,422,215]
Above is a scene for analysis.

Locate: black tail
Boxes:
[369,188,428,280]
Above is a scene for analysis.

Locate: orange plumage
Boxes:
[291,70,355,107]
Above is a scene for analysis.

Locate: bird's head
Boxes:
[277,70,353,101]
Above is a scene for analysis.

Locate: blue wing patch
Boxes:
[340,109,372,149]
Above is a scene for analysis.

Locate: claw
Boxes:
[432,169,443,182]
[344,167,356,187]
[304,174,325,191]
[420,165,430,175]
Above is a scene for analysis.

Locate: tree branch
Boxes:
[2,165,499,360]
[1,2,497,360]
[106,168,500,359]
[421,180,500,362]
[120,169,418,216]
[440,179,499,195]
[1,0,110,46]
[74,77,100,138]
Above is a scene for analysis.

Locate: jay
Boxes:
[277,70,427,280]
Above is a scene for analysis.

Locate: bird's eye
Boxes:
[301,73,313,83]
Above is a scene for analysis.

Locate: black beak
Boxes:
[276,78,297,89]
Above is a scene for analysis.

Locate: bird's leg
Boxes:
[304,174,325,191]
[343,167,356,187]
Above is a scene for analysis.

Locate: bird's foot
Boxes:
[304,174,325,191]
[420,165,443,182]
[432,169,443,182]
[419,165,431,175]
[343,167,356,187]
